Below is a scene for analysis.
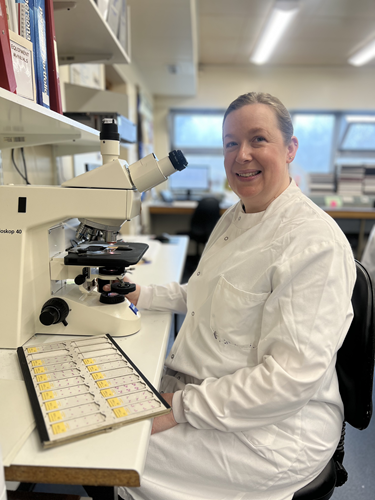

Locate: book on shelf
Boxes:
[17,334,170,448]
[96,0,109,19]
[33,0,50,108]
[5,0,18,33]
[45,0,62,113]
[0,0,17,93]
[107,0,121,36]
[117,0,127,51]
[18,0,34,47]
[18,0,50,108]
[9,29,36,102]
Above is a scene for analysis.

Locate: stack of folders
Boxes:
[363,166,375,195]
[308,172,336,196]
[96,0,129,53]
[336,165,366,196]
[0,0,62,112]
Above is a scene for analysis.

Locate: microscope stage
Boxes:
[64,242,149,268]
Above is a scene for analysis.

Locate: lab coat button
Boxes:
[171,354,175,359]
[224,236,228,241]
[238,216,241,221]
[191,311,195,316]
[197,272,201,276]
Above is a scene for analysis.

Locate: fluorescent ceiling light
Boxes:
[346,115,375,123]
[348,39,375,66]
[250,1,300,65]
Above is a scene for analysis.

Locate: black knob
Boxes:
[111,282,136,295]
[74,274,86,285]
[100,292,125,305]
[40,298,69,326]
[74,268,89,285]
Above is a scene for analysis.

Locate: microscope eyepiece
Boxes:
[100,118,120,142]
[168,150,188,171]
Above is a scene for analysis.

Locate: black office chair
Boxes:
[181,197,221,257]
[293,259,375,500]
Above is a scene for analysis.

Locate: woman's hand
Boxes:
[151,393,178,434]
[102,276,141,306]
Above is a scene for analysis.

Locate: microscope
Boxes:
[0,119,187,348]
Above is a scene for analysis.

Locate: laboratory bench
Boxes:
[0,235,189,488]
[146,201,375,259]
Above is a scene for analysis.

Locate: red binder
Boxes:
[45,0,62,113]
[0,0,17,93]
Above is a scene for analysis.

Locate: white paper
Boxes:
[0,380,35,466]
[9,37,34,101]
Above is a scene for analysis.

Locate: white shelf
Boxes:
[105,64,128,86]
[54,0,131,65]
[64,83,129,117]
[0,88,100,155]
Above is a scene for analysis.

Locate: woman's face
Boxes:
[223,103,298,213]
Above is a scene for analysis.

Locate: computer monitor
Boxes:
[85,163,101,172]
[169,165,210,199]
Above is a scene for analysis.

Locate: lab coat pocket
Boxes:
[241,424,279,448]
[210,275,269,354]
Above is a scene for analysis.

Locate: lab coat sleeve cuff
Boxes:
[172,390,187,423]
[136,285,153,310]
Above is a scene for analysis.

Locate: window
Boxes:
[170,110,226,194]
[169,109,375,198]
[341,119,375,151]
[291,113,336,173]
[172,112,224,149]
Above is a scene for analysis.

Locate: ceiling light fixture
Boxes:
[348,38,375,66]
[346,115,375,123]
[250,0,300,65]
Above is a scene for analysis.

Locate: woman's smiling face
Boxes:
[223,103,298,213]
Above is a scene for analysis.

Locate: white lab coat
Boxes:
[119,180,356,500]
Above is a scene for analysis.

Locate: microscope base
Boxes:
[36,285,141,337]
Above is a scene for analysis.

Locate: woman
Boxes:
[118,93,356,500]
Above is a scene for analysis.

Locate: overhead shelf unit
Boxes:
[0,88,100,156]
[54,0,131,65]
[0,0,131,156]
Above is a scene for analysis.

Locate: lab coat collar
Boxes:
[233,178,300,230]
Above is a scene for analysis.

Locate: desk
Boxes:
[147,202,375,259]
[146,201,230,241]
[1,236,189,487]
[148,200,228,216]
[323,208,375,258]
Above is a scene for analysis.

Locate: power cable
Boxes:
[11,149,31,184]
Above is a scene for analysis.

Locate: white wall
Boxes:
[0,146,58,186]
[154,64,375,157]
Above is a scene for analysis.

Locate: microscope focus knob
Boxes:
[74,275,86,285]
[39,298,69,326]
[110,282,136,295]
[74,267,89,285]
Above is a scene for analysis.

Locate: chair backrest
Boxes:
[190,197,221,241]
[336,260,375,430]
